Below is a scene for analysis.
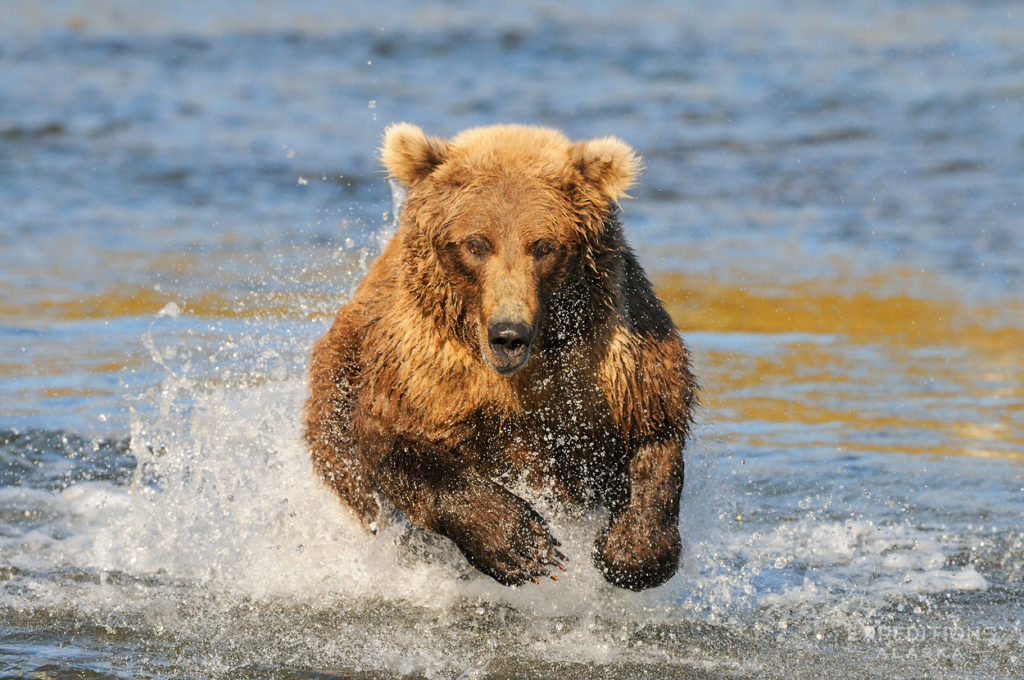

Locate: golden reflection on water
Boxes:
[2,265,1021,461]
[655,272,1023,462]
[0,287,304,321]
[656,272,1022,347]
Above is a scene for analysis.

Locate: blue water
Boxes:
[1,1,1023,678]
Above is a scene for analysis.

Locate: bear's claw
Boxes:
[439,484,566,586]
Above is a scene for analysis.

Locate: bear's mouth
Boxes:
[485,320,533,374]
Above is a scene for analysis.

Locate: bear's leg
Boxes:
[373,437,566,586]
[305,309,381,528]
[310,433,382,527]
[594,438,684,591]
[307,398,382,527]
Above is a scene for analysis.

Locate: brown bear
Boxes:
[305,123,697,591]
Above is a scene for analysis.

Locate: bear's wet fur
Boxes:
[305,123,697,590]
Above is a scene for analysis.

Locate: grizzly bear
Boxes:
[305,123,697,591]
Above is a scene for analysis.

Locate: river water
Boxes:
[1,1,1022,678]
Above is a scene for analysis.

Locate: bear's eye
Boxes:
[533,240,554,258]
[464,239,488,258]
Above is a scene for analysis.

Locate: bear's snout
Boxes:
[486,320,532,373]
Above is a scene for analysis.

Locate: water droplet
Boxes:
[157,302,181,319]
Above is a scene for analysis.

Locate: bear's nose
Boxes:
[487,321,532,372]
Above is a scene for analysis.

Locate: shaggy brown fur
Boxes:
[305,123,697,590]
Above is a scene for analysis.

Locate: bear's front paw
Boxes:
[439,486,566,586]
[594,513,681,591]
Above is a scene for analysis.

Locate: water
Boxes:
[1,1,1022,677]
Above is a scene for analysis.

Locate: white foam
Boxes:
[29,358,650,617]
[728,517,988,615]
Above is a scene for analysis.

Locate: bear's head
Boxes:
[381,123,640,375]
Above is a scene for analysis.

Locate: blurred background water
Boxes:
[1,1,1022,678]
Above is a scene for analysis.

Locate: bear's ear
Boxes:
[569,136,642,201]
[380,122,450,186]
